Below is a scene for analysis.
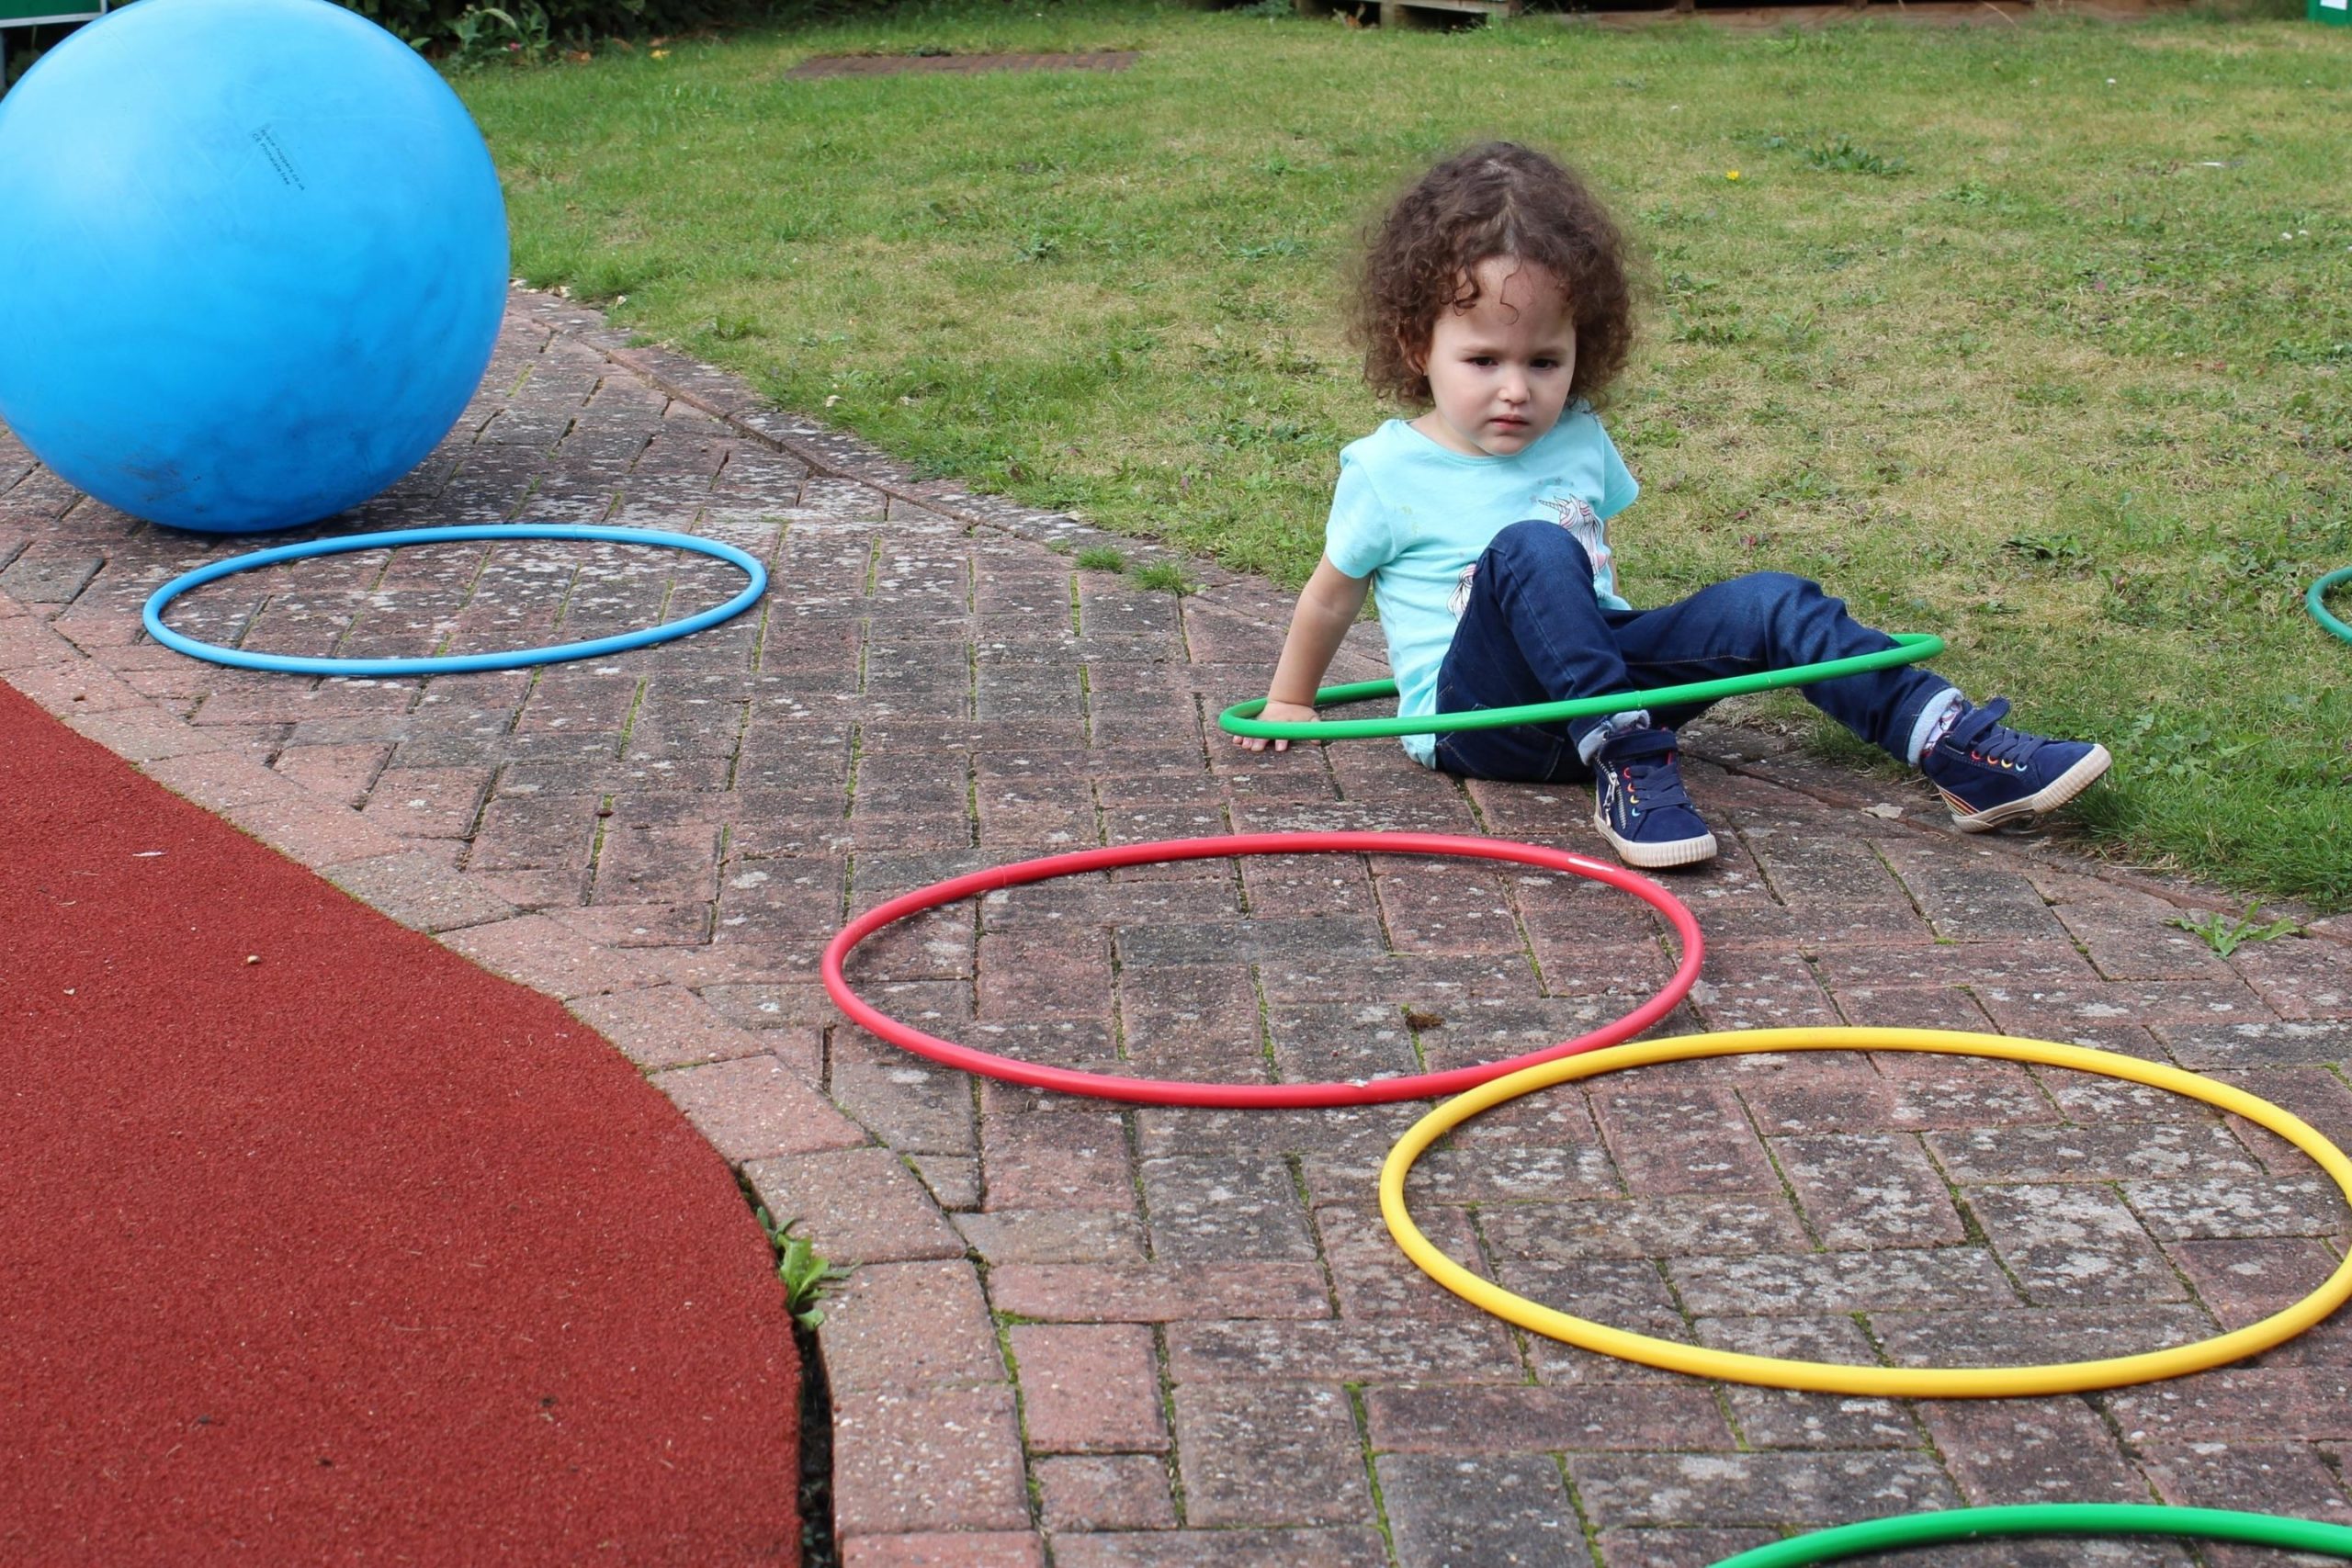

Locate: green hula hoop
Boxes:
[1219,633,1944,741]
[1710,1504,2352,1567]
[2312,567,2352,647]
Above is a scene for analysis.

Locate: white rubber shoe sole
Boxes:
[1594,813,1719,869]
[1940,744,2114,833]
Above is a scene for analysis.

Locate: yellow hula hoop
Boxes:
[1379,1027,2352,1399]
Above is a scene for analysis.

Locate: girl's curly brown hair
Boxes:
[1351,141,1639,412]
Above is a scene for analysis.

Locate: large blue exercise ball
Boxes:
[0,0,508,534]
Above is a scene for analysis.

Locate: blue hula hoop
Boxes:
[142,525,769,677]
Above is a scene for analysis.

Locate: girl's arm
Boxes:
[1233,556,1373,754]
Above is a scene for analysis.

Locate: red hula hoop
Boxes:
[820,831,1705,1109]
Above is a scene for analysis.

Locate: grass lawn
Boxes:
[459,1,2352,908]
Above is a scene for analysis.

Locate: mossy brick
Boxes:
[463,799,602,869]
[822,1260,1004,1393]
[356,765,492,840]
[1033,1455,1178,1532]
[1365,1382,1731,1454]
[2109,1369,2352,1443]
[19,291,2352,1565]
[1918,1397,2151,1504]
[1828,983,1997,1033]
[592,819,721,905]
[830,1385,1028,1536]
[1168,1382,1368,1529]
[1871,1303,2218,1370]
[1667,1247,2018,1317]
[1876,1051,2059,1128]
[1475,1192,1807,1264]
[2226,934,2352,1021]
[1374,1453,1578,1568]
[1926,1120,2258,1184]
[558,901,713,950]
[1140,1156,1317,1263]
[1313,1203,1484,1323]
[953,1210,1147,1267]
[907,1155,978,1212]
[1591,1081,1781,1196]
[741,1146,964,1267]
[1006,1325,1166,1454]
[2139,1440,2352,1517]
[2119,1171,2346,1241]
[1876,838,2074,942]
[1775,1132,1967,1249]
[985,1264,1329,1325]
[0,552,102,604]
[1595,1529,1783,1568]
[439,912,663,999]
[1686,944,1843,1031]
[975,930,1112,1018]
[828,1032,978,1156]
[2157,1020,2352,1067]
[979,1111,1136,1213]
[656,1053,865,1163]
[2039,874,2244,982]
[564,984,786,1071]
[1699,1314,1918,1450]
[1051,1528,1387,1568]
[1164,1319,1520,1384]
[1565,1450,1958,1529]
[1810,934,2098,993]
[325,851,519,935]
[1371,860,1532,958]
[1973,976,2273,1032]
[270,741,395,808]
[2191,1072,2352,1184]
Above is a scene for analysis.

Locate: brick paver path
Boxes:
[6,289,2351,1568]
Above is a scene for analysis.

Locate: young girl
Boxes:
[1235,141,2111,870]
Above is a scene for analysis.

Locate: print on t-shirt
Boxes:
[1446,494,1615,619]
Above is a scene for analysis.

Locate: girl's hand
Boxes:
[1239,557,1368,755]
[1232,699,1318,753]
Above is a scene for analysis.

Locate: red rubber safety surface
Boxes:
[0,682,799,1566]
[823,831,1704,1107]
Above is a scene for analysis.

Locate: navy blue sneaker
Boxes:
[1921,698,2112,832]
[1592,728,1718,869]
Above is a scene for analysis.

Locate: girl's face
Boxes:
[1410,256,1577,459]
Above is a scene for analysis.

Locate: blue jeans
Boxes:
[1432,519,1955,784]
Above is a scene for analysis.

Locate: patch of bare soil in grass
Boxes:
[786,50,1138,78]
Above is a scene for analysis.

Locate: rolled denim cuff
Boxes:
[1905,687,1965,766]
[1576,709,1653,766]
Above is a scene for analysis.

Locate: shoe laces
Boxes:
[1943,698,2041,772]
[1602,733,1695,818]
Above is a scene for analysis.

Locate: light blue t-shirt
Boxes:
[1324,412,1639,766]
